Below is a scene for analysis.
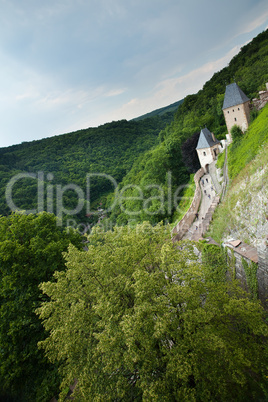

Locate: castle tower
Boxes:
[196,127,221,173]
[222,83,250,139]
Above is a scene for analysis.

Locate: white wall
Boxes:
[197,145,220,170]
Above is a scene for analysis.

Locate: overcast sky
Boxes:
[0,0,268,148]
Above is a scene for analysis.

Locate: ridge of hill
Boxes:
[0,29,268,228]
[132,99,184,121]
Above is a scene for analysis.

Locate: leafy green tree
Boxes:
[38,223,268,401]
[231,124,243,144]
[0,212,83,401]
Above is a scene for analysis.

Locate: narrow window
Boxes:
[203,151,206,156]
[233,109,235,112]
[238,107,240,111]
[234,117,237,121]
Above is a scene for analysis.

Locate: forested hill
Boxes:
[132,99,184,121]
[0,28,268,227]
[0,116,172,221]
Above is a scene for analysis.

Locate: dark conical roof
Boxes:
[222,83,249,109]
[196,127,220,150]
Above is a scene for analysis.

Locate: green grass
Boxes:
[207,103,268,244]
[216,149,225,169]
[228,104,268,180]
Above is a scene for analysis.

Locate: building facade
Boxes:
[196,127,221,172]
[222,83,250,139]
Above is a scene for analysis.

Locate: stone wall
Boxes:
[172,167,204,241]
[225,247,250,292]
[251,83,268,111]
[257,236,268,308]
[225,238,268,308]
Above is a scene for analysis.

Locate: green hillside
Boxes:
[207,103,268,244]
[0,117,170,225]
[0,29,268,229]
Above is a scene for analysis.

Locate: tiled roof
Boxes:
[222,83,250,109]
[225,239,258,263]
[196,127,220,150]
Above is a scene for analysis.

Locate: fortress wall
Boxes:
[257,237,268,308]
[172,167,204,241]
[225,237,268,309]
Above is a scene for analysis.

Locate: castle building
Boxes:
[222,83,250,140]
[196,127,221,172]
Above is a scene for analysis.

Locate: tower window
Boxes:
[238,107,240,110]
[203,151,206,156]
[233,109,235,112]
[234,117,237,121]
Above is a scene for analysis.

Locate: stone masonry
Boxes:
[257,236,268,308]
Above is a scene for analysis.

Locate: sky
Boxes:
[0,0,268,148]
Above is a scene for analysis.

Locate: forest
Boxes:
[0,29,268,401]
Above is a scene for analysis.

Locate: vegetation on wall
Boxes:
[242,258,259,300]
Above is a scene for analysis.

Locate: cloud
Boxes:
[105,88,126,97]
[237,6,268,36]
[0,0,268,147]
[97,45,242,123]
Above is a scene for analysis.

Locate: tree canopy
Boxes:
[0,212,83,401]
[38,223,268,401]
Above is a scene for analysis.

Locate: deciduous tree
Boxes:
[0,212,83,401]
[38,223,268,401]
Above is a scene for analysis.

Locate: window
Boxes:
[234,117,237,121]
[227,111,230,114]
[238,107,240,110]
[203,151,206,156]
[233,109,235,112]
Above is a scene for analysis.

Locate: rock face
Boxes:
[223,164,268,249]
[222,150,268,308]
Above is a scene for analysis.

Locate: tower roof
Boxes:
[196,127,220,150]
[222,83,249,109]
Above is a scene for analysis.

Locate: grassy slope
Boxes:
[207,104,268,244]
